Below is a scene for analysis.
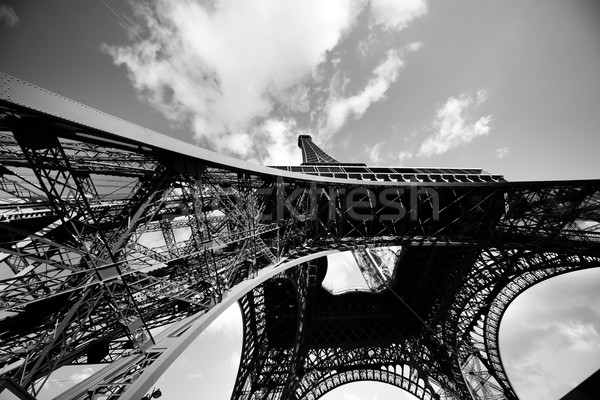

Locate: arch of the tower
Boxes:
[295,366,445,400]
[52,243,600,400]
[116,250,342,399]
[482,253,600,396]
[108,247,468,399]
[451,249,600,399]
[231,251,474,399]
[228,246,600,400]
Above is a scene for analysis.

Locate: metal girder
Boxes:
[0,73,599,400]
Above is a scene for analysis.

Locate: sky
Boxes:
[1,0,600,399]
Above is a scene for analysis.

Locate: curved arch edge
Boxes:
[118,250,341,400]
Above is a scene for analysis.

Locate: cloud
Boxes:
[0,3,18,27]
[475,89,488,104]
[500,269,600,399]
[502,294,600,365]
[322,253,352,291]
[501,320,595,399]
[324,49,405,134]
[259,119,303,166]
[559,321,600,351]
[104,0,428,162]
[506,361,570,400]
[323,252,369,292]
[496,146,508,159]
[398,151,413,164]
[366,141,385,164]
[204,303,242,337]
[70,367,95,381]
[369,0,427,31]
[418,91,492,157]
[104,0,361,159]
[229,349,241,370]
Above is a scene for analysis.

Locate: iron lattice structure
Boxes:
[297,135,339,164]
[0,72,599,400]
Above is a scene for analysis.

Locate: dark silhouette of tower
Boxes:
[0,71,599,400]
[297,135,339,163]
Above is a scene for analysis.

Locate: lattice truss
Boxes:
[206,180,600,400]
[1,100,600,400]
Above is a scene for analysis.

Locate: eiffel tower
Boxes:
[0,71,599,400]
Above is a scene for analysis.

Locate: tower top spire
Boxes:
[297,135,339,164]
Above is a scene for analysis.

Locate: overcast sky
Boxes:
[1,1,600,399]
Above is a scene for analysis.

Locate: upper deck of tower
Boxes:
[297,135,340,164]
[272,135,505,184]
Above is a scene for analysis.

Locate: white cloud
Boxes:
[0,3,18,28]
[500,269,600,399]
[323,253,352,290]
[398,151,413,164]
[366,141,385,164]
[204,303,242,337]
[406,42,424,52]
[418,91,492,157]
[260,119,303,166]
[496,146,508,159]
[70,367,95,381]
[104,1,428,162]
[229,349,241,370]
[324,50,405,134]
[370,0,427,31]
[104,0,361,159]
[476,89,488,104]
[559,322,600,351]
[323,252,369,292]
